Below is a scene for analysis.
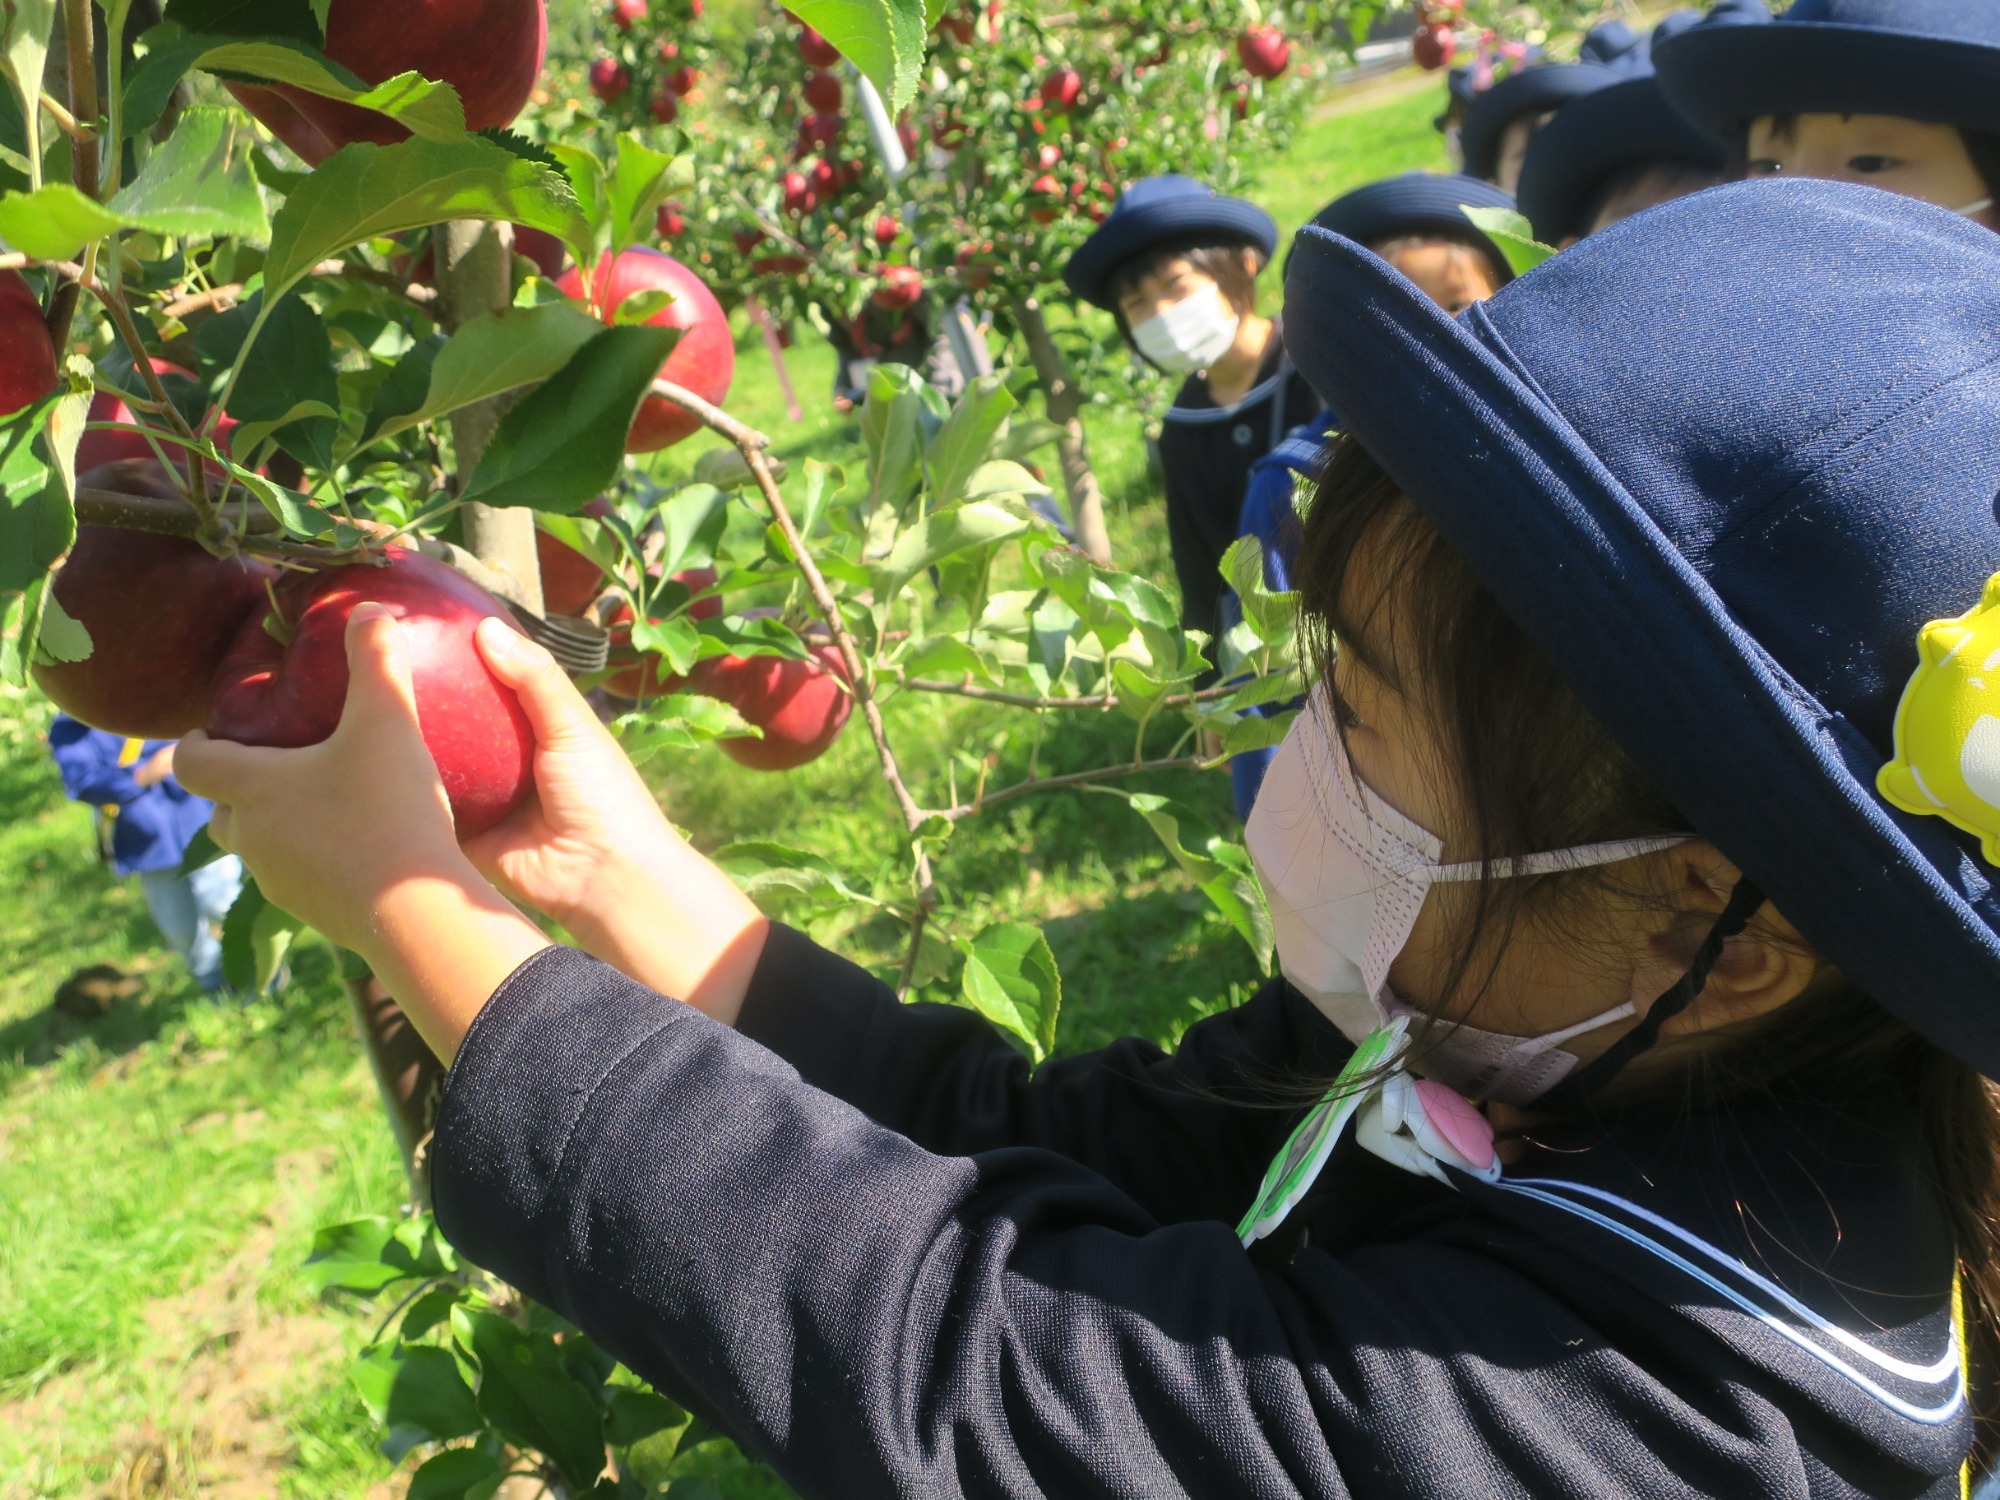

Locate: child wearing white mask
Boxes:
[1061,176,1320,644]
[179,182,2000,1497]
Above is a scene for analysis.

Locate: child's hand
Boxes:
[175,604,469,954]
[467,618,767,1024]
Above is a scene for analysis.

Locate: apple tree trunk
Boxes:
[1010,296,1113,566]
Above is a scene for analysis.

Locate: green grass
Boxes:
[0,71,1449,1497]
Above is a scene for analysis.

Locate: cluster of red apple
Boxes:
[1412,0,1465,70]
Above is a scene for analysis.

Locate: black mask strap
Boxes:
[1538,877,1767,1113]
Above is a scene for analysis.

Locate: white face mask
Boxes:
[1247,697,1685,1106]
[1129,284,1241,373]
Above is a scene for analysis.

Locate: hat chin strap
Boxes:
[1536,877,1767,1113]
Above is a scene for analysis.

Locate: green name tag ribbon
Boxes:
[1237,1017,1410,1247]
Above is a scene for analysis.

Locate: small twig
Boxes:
[898,677,1243,711]
[61,0,100,205]
[937,756,1210,821]
[651,376,941,995]
[39,90,90,143]
[0,253,26,272]
[75,485,277,538]
[160,285,243,320]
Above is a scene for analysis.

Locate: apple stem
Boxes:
[260,579,295,646]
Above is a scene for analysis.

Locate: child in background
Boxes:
[178,179,2000,1500]
[49,714,244,993]
[1226,173,1516,815]
[1061,175,1318,643]
[1655,0,1999,229]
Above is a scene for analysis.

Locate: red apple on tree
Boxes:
[610,0,646,27]
[665,64,699,96]
[782,168,817,214]
[602,566,720,699]
[797,25,840,67]
[513,225,567,279]
[1,271,56,417]
[872,214,901,245]
[803,68,842,113]
[1039,64,1081,112]
[229,0,546,165]
[1413,23,1456,70]
[1028,173,1065,224]
[871,265,924,311]
[690,633,852,771]
[934,10,975,44]
[556,248,734,453]
[534,497,617,617]
[207,548,534,836]
[656,201,687,238]
[590,56,632,101]
[77,359,239,477]
[35,462,278,738]
[648,85,679,123]
[1236,26,1290,80]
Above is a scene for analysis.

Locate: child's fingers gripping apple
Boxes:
[174,604,475,954]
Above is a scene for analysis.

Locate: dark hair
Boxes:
[1104,239,1263,347]
[1367,229,1515,296]
[1578,159,1726,238]
[1292,432,2000,1463]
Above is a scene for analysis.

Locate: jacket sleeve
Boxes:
[735,923,1352,1228]
[48,721,144,806]
[430,946,1849,1500]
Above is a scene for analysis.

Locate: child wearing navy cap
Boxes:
[179,182,2000,1497]
[1655,0,1999,228]
[1060,176,1319,642]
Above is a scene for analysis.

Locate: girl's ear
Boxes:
[1641,841,1820,1038]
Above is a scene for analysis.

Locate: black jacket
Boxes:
[432,925,1972,1498]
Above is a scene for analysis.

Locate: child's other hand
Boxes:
[466,620,766,1022]
[175,604,471,955]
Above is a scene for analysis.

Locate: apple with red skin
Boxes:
[871,266,924,311]
[602,566,720,699]
[648,85,679,123]
[1039,65,1081,112]
[1412,23,1456,69]
[207,548,533,836]
[557,249,734,453]
[797,111,842,152]
[35,462,278,738]
[610,0,645,27]
[752,254,811,276]
[1028,173,1064,224]
[732,228,766,256]
[229,0,545,165]
[1235,26,1290,80]
[665,64,699,95]
[656,201,687,238]
[807,158,840,200]
[872,214,901,245]
[803,69,841,112]
[534,497,616,617]
[590,56,632,101]
[797,25,840,67]
[782,169,817,215]
[2,270,56,417]
[690,634,852,771]
[934,10,974,44]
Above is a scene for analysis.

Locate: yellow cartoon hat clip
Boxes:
[1879,572,2000,867]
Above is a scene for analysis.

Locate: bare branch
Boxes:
[898,677,1244,712]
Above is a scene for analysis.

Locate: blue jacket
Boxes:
[48,715,213,875]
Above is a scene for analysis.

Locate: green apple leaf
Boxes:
[785,0,927,115]
[350,1344,483,1462]
[602,1388,687,1448]
[221,291,339,470]
[304,1215,457,1294]
[957,922,1061,1062]
[869,500,1035,604]
[1461,204,1557,277]
[192,40,469,141]
[0,0,54,179]
[358,301,603,450]
[454,1309,605,1491]
[603,132,691,257]
[1100,790,1273,970]
[860,361,926,515]
[163,0,321,43]
[0,184,122,259]
[926,373,1016,509]
[1219,535,1299,646]
[0,386,83,612]
[262,134,587,304]
[106,105,270,242]
[219,875,302,994]
[405,1445,505,1500]
[459,324,677,511]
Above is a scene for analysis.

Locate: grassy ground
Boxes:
[0,68,1450,1499]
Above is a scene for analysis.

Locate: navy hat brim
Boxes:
[1284,205,2000,1079]
[1062,196,1278,310]
[1655,22,2000,136]
[1516,77,1728,243]
[1459,62,1626,181]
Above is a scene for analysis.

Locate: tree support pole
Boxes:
[1011,296,1112,566]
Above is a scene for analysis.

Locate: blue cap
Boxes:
[1304,173,1518,279]
[1284,179,2000,1076]
[1459,61,1628,181]
[1062,176,1278,310]
[1654,0,2000,137]
[1516,74,1728,242]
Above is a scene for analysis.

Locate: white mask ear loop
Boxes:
[1956,196,1994,218]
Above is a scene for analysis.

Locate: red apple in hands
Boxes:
[34,462,278,738]
[2,271,56,417]
[230,0,546,165]
[556,248,734,453]
[1236,26,1290,80]
[207,548,533,836]
[690,632,852,771]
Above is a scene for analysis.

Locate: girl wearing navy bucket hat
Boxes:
[1061,176,1319,645]
[1654,0,2000,227]
[177,180,2000,1496]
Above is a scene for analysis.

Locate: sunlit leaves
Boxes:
[958,922,1062,1062]
[783,0,928,114]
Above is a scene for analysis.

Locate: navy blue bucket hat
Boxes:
[1301,173,1517,280]
[1459,61,1625,181]
[1062,175,1278,310]
[1283,180,2000,1077]
[1654,0,2000,138]
[1516,75,1728,242]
